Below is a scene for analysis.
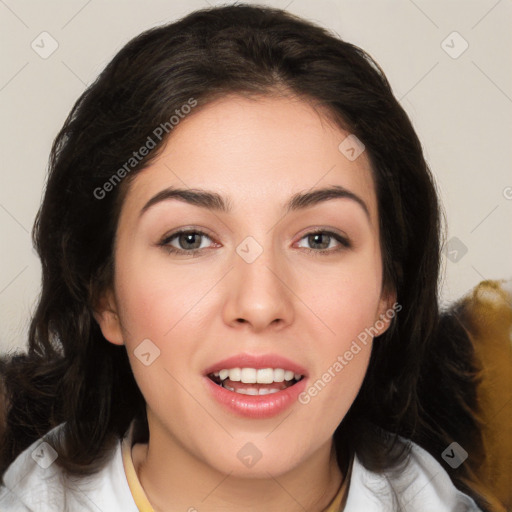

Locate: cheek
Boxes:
[113,253,216,395]
[303,253,383,340]
[115,250,211,340]
[297,271,377,429]
[298,251,382,400]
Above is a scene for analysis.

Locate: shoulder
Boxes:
[0,423,138,512]
[344,438,483,512]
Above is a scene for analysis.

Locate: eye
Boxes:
[158,228,351,257]
[158,229,215,256]
[296,230,351,255]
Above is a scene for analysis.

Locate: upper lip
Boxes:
[204,353,308,377]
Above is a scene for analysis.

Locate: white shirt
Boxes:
[0,422,482,511]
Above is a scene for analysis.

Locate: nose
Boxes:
[222,243,294,333]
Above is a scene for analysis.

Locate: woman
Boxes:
[0,4,490,511]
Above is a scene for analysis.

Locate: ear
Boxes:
[92,288,124,346]
[374,286,399,338]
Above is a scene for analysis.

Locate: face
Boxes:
[96,94,395,478]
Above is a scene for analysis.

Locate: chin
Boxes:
[198,437,311,479]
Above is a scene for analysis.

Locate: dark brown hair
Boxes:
[0,4,490,510]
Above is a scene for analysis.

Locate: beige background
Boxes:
[1,0,511,353]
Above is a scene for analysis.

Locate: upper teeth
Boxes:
[214,368,302,384]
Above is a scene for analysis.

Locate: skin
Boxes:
[95,93,395,512]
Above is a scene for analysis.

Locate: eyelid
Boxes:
[159,226,214,245]
[295,226,350,242]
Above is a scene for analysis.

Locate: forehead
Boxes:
[121,94,377,222]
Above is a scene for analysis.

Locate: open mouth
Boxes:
[208,368,304,396]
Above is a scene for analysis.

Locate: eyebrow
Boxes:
[139,185,370,220]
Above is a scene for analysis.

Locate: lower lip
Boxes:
[203,376,308,419]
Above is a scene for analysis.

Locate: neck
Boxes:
[132,419,345,512]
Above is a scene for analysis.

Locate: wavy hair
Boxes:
[0,4,490,510]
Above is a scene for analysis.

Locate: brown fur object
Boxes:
[458,280,512,511]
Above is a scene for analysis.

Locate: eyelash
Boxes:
[158,229,351,257]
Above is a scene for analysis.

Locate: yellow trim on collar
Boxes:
[121,430,155,512]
